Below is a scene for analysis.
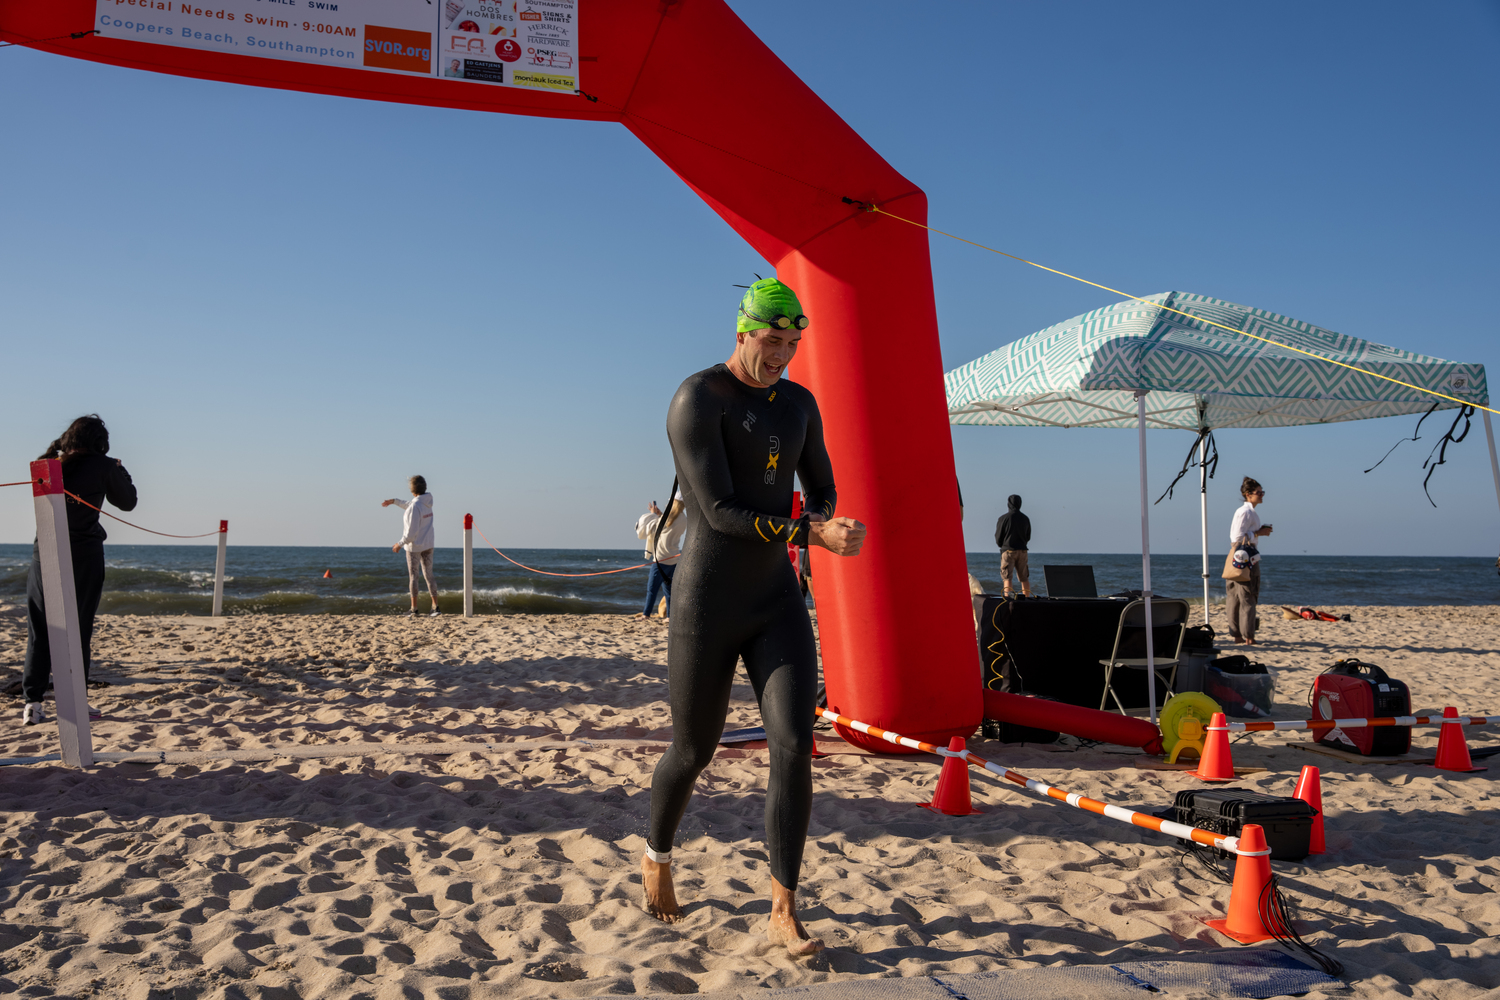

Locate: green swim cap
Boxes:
[736,278,807,334]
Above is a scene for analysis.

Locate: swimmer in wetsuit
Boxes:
[642,279,867,956]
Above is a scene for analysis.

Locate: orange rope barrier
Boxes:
[0,480,38,488]
[817,707,1256,855]
[60,490,219,539]
[473,524,648,578]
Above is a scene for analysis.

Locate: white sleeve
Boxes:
[636,513,659,539]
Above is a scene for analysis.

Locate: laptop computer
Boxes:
[1043,564,1098,599]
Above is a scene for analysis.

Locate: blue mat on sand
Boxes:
[606,949,1344,1000]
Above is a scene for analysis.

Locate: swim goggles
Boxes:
[741,308,810,331]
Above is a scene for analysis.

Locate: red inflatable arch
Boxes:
[1,0,981,751]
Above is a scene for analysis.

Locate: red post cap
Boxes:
[30,459,62,497]
[464,513,473,530]
[219,520,229,532]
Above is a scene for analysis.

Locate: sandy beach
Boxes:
[0,604,1497,998]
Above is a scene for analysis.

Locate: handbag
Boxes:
[1221,536,1255,583]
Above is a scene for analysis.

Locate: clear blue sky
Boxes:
[2,1,1497,557]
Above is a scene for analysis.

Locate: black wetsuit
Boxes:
[649,363,836,890]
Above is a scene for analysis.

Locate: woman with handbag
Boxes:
[1224,476,1272,645]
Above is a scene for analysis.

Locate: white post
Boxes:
[1199,433,1211,627]
[1485,411,1500,522]
[1135,392,1158,725]
[30,460,94,768]
[463,513,474,618]
[212,519,228,617]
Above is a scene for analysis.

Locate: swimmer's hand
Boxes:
[391,543,402,553]
[810,516,866,557]
[380,499,396,507]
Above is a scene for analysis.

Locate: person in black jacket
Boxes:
[22,415,138,726]
[994,494,1032,597]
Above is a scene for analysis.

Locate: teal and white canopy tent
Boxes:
[946,291,1495,723]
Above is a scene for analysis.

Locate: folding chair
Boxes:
[1098,598,1190,714]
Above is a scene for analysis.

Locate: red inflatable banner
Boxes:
[1,0,981,750]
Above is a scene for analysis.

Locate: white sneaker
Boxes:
[88,703,103,721]
[22,702,45,726]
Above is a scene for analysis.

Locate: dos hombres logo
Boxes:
[364,25,432,73]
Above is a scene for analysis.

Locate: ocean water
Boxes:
[0,544,1494,617]
[966,552,1500,609]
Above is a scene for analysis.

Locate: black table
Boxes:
[977,595,1174,711]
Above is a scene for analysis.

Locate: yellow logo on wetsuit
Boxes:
[765,435,780,485]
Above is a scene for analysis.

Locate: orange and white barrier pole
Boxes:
[212,520,228,616]
[1226,713,1500,733]
[463,513,474,618]
[817,707,1253,855]
[31,460,93,768]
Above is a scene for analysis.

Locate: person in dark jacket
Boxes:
[994,494,1032,597]
[22,415,137,726]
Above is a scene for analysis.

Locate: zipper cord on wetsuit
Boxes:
[650,477,678,593]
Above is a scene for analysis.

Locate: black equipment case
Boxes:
[1311,659,1412,756]
[1171,788,1317,861]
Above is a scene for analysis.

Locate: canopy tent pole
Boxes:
[1485,411,1500,523]
[1135,391,1158,725]
[1199,431,1211,627]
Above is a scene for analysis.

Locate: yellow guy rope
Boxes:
[861,203,1495,416]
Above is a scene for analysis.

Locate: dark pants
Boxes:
[24,540,106,704]
[1225,563,1261,642]
[643,562,675,616]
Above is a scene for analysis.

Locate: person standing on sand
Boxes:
[1227,476,1272,645]
[994,494,1032,597]
[22,415,137,726]
[642,278,867,957]
[635,495,685,618]
[382,476,439,617]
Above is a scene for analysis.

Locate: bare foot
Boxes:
[767,876,824,956]
[641,856,681,923]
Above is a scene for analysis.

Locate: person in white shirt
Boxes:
[382,475,440,617]
[1226,476,1273,644]
[635,495,686,618]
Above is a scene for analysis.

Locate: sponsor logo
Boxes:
[519,6,541,20]
[526,46,571,68]
[510,70,573,90]
[742,411,757,433]
[765,435,780,485]
[364,24,431,73]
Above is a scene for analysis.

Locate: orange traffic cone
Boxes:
[1189,712,1237,782]
[1292,765,1325,855]
[323,569,332,579]
[1433,706,1486,773]
[1205,823,1276,943]
[921,737,982,815]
